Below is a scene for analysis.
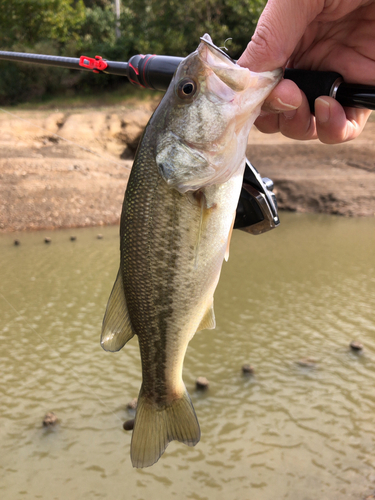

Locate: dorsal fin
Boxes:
[101,269,135,352]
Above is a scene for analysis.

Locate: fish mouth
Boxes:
[197,34,252,94]
[199,34,236,66]
[197,33,282,96]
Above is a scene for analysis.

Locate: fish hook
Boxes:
[220,38,233,52]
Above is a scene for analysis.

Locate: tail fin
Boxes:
[131,387,200,468]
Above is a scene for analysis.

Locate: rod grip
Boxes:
[284,68,342,113]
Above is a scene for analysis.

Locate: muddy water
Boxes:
[0,213,374,500]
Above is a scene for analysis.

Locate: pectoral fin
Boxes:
[197,302,216,331]
[101,269,135,352]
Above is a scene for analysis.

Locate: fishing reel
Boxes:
[234,159,279,235]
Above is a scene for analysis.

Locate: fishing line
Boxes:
[0,292,124,424]
[0,107,131,170]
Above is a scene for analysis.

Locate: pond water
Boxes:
[0,212,374,500]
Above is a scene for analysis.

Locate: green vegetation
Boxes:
[0,0,266,104]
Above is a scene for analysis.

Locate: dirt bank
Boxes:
[0,104,374,232]
[248,124,375,217]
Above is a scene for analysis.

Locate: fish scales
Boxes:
[101,34,282,468]
[122,133,231,402]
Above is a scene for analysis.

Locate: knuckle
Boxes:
[251,23,289,68]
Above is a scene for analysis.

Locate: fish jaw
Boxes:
[152,35,282,193]
[198,33,282,109]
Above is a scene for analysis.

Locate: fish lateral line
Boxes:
[194,197,204,270]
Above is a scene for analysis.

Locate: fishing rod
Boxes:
[1,50,374,111]
[1,48,374,234]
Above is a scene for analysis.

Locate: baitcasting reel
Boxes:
[234,159,279,235]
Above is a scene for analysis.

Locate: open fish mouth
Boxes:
[154,34,282,193]
[199,34,236,65]
[198,33,282,95]
[197,33,248,95]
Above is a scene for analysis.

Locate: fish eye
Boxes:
[177,78,197,99]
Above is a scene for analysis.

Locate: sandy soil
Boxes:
[248,124,375,217]
[0,103,374,233]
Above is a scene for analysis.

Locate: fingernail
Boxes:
[268,97,298,112]
[274,97,298,110]
[316,97,330,123]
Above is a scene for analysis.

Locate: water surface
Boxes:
[0,213,374,499]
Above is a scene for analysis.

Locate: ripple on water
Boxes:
[0,216,374,499]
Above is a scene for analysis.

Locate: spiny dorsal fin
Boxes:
[197,302,216,331]
[101,269,135,352]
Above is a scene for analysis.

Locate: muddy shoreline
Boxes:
[1,104,374,233]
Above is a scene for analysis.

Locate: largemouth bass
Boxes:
[101,34,282,468]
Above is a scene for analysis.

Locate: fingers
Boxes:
[278,91,317,140]
[238,0,373,143]
[237,0,322,72]
[255,82,318,140]
[262,78,303,113]
[255,90,372,143]
[314,97,372,143]
[254,79,304,135]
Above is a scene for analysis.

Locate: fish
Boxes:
[100,34,282,468]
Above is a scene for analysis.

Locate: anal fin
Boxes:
[101,269,135,352]
[197,302,216,331]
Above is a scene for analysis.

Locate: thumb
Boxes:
[237,0,322,72]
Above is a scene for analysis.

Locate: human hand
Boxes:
[237,0,374,143]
